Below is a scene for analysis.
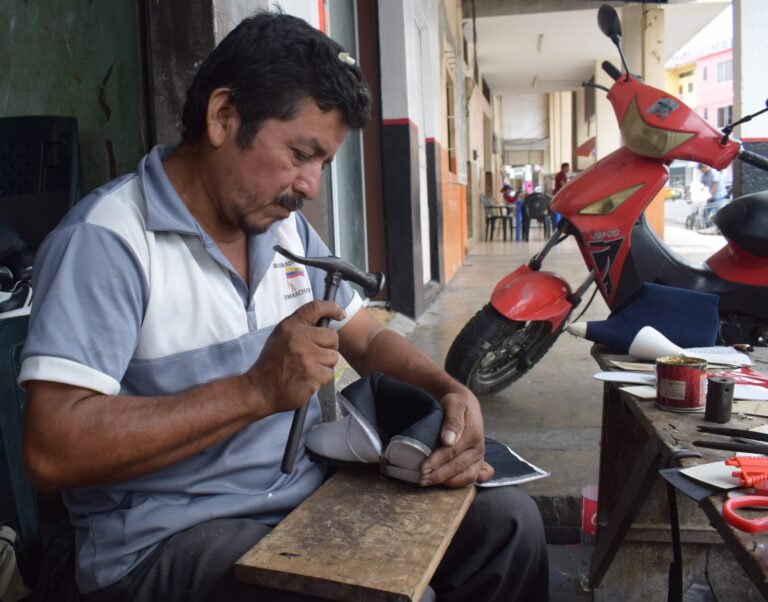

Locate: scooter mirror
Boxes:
[598,4,622,44]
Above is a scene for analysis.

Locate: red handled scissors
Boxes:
[723,496,768,534]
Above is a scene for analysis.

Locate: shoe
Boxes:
[305,373,443,484]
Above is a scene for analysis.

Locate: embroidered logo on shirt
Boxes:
[278,262,311,299]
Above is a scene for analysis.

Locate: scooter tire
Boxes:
[445,303,561,396]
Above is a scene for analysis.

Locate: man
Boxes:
[553,162,569,195]
[697,163,728,224]
[501,183,517,204]
[20,11,547,602]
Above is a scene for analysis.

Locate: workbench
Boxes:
[234,469,475,601]
[590,346,768,601]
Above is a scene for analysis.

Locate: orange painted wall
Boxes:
[439,145,467,281]
[646,188,665,239]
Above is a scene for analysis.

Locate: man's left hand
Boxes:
[419,388,495,488]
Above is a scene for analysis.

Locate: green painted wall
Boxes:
[0,1,147,196]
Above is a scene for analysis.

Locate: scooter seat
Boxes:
[714,192,768,257]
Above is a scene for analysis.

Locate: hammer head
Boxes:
[273,245,384,299]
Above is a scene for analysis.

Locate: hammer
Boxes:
[273,244,385,474]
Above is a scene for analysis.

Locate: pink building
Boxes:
[696,47,733,131]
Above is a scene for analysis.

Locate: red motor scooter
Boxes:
[446,4,768,396]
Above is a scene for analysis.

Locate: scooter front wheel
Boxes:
[445,304,561,396]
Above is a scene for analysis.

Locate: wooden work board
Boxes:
[235,469,476,601]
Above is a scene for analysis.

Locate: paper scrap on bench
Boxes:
[627,326,751,366]
[680,461,741,490]
[733,400,768,417]
[619,385,656,399]
[684,346,752,367]
[593,371,657,385]
[735,385,768,401]
[610,380,767,401]
[608,360,655,372]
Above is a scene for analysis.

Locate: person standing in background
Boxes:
[698,163,728,224]
[554,162,570,195]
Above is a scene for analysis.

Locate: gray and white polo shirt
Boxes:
[19,145,362,593]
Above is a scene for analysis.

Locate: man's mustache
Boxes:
[276,194,304,212]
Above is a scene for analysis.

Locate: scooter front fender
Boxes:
[491,265,575,332]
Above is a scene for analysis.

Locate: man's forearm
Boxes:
[345,326,466,400]
[23,374,269,491]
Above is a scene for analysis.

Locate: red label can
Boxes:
[656,355,708,411]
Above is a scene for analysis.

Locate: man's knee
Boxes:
[471,486,545,544]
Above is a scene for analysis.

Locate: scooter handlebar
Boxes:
[602,61,622,81]
[739,149,768,173]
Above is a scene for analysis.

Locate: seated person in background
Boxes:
[501,183,517,205]
[20,11,548,602]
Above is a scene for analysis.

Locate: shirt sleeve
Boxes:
[19,223,148,395]
[294,212,364,331]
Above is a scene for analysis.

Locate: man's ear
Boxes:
[206,88,238,148]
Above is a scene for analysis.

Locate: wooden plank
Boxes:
[235,470,476,602]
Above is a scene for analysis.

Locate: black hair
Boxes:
[181,10,371,148]
[561,162,570,169]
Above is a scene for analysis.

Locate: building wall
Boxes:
[0,0,147,195]
[501,93,548,142]
[436,0,469,281]
[733,0,768,196]
[696,48,733,130]
[379,0,449,317]
[665,63,696,110]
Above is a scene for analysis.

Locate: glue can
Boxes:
[577,452,600,592]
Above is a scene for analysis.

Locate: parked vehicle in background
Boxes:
[445,4,768,396]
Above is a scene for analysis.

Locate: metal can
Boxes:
[655,355,708,411]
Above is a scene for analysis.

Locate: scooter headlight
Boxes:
[620,98,694,158]
[579,184,642,215]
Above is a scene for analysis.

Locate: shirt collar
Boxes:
[139,145,201,235]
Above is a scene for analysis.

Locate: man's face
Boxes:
[211,98,349,235]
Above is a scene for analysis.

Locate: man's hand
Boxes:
[247,300,345,414]
[419,388,495,488]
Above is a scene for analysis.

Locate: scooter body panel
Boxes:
[613,217,768,320]
[491,265,574,331]
[707,245,768,287]
[551,148,668,306]
[607,76,741,170]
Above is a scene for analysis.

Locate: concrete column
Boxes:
[618,5,665,237]
[733,0,768,196]
[621,5,643,77]
[621,5,664,87]
[559,91,573,170]
[594,59,621,160]
[548,91,573,186]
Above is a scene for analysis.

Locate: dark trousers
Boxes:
[83,486,549,602]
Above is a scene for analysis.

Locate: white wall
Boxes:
[501,93,548,141]
[213,0,318,42]
[378,1,409,121]
[734,0,768,138]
